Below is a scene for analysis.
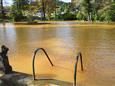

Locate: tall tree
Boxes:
[41,0,46,20]
[26,0,41,22]
[12,0,29,21]
[81,0,93,21]
[40,0,56,20]
[0,0,5,23]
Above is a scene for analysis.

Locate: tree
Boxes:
[40,0,56,20]
[100,1,115,22]
[41,0,46,20]
[55,1,75,20]
[76,11,84,20]
[12,0,30,21]
[108,2,115,21]
[0,0,5,23]
[25,0,41,23]
[81,0,93,21]
[45,0,56,20]
[78,0,114,21]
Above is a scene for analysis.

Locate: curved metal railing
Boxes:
[32,48,83,84]
[74,52,84,86]
[32,48,54,80]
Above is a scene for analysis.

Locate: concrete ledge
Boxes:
[0,71,72,86]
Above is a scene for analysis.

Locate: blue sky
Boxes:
[4,0,71,6]
[60,0,71,2]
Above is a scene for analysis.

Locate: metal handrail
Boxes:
[32,48,54,80]
[74,52,84,86]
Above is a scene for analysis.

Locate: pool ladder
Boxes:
[32,48,84,86]
[74,52,84,86]
[32,48,54,80]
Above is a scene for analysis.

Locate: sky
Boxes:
[60,0,71,2]
[4,0,71,6]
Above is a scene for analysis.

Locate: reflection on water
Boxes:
[0,22,115,86]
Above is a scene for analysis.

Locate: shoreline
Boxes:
[0,21,115,25]
[0,21,115,29]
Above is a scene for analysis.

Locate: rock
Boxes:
[0,45,12,74]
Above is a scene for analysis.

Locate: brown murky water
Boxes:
[0,22,115,86]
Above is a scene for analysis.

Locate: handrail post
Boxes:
[74,55,79,86]
[42,49,54,66]
[32,48,54,80]
[33,51,37,80]
[79,52,83,71]
[74,52,84,86]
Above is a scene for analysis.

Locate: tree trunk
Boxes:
[0,0,5,24]
[41,0,46,20]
